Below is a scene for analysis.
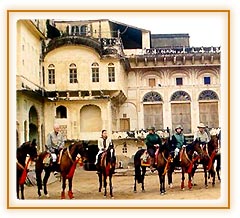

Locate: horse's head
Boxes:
[75,141,89,162]
[209,135,219,152]
[24,139,38,161]
[191,139,204,157]
[106,142,116,165]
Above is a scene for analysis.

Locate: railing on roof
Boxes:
[143,46,221,55]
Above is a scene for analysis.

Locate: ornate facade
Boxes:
[16,19,221,151]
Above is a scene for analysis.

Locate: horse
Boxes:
[155,137,172,195]
[35,141,88,199]
[35,147,57,198]
[16,139,38,199]
[133,148,147,192]
[167,139,203,190]
[133,136,171,193]
[59,141,88,199]
[194,134,219,188]
[97,143,116,198]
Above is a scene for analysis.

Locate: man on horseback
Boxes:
[95,130,115,174]
[194,123,210,145]
[46,123,65,175]
[145,126,162,172]
[171,125,187,161]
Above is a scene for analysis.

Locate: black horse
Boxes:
[97,143,116,198]
[16,139,38,199]
[133,148,147,192]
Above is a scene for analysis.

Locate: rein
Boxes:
[67,147,74,163]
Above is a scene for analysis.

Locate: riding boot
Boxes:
[52,162,59,175]
[149,157,155,172]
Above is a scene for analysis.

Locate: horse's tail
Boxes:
[134,149,145,184]
[135,164,142,183]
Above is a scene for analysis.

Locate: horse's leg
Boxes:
[16,178,20,199]
[133,174,137,193]
[188,173,192,189]
[98,172,102,192]
[43,169,51,197]
[36,168,43,197]
[216,155,221,181]
[61,176,66,199]
[68,178,74,199]
[109,174,113,198]
[20,184,25,200]
[141,166,146,192]
[211,167,216,187]
[103,174,107,197]
[167,165,174,188]
[181,168,185,190]
[204,165,208,188]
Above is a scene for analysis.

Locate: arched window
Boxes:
[108,63,115,82]
[80,25,87,36]
[92,62,99,82]
[69,63,78,83]
[56,105,67,118]
[170,91,191,101]
[48,64,55,84]
[143,91,163,102]
[198,90,219,100]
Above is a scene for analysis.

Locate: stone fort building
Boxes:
[16,19,221,153]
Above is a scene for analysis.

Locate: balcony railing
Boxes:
[143,46,221,56]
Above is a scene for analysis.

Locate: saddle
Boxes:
[140,149,159,166]
[42,152,61,167]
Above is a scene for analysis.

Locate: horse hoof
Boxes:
[160,192,164,195]
[169,183,173,188]
[111,196,114,199]
[181,188,185,191]
[45,193,50,198]
[205,186,209,189]
[133,190,137,193]
[142,190,145,193]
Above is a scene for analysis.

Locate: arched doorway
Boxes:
[80,105,102,132]
[198,90,219,128]
[143,91,163,130]
[171,91,191,133]
[29,106,39,144]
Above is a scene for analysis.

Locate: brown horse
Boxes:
[193,134,219,188]
[155,137,172,195]
[167,140,202,190]
[133,137,171,194]
[16,139,38,199]
[59,141,88,199]
[97,143,116,198]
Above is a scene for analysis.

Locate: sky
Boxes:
[52,11,226,47]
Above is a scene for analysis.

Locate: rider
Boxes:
[194,123,210,145]
[46,123,65,175]
[95,130,114,174]
[145,126,162,172]
[171,125,187,161]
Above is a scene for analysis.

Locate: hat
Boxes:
[147,126,155,131]
[175,125,183,131]
[198,123,206,128]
